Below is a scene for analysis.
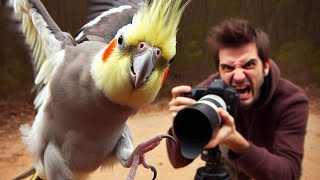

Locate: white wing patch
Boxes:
[11,0,65,109]
[75,5,132,41]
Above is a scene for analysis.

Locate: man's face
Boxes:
[218,42,270,107]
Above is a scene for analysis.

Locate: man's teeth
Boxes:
[236,86,250,94]
[235,85,246,89]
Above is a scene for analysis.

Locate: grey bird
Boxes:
[10,0,191,179]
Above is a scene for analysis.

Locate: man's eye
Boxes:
[221,65,234,71]
[243,60,256,69]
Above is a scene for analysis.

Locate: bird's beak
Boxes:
[130,42,161,88]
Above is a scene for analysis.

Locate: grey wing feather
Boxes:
[88,0,143,19]
[75,0,144,44]
[10,0,75,109]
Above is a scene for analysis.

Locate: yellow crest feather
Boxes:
[125,0,191,61]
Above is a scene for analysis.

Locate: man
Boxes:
[166,18,309,180]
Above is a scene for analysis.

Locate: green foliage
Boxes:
[273,40,320,84]
[159,0,320,98]
[0,5,34,100]
[0,48,33,99]
[312,49,320,74]
[1,0,319,100]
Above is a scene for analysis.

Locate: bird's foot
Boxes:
[124,134,176,180]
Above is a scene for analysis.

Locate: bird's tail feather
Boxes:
[31,172,42,180]
[14,166,42,180]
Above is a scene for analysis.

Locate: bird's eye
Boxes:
[118,35,124,46]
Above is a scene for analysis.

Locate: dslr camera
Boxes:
[173,79,239,159]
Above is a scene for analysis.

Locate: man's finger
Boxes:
[169,104,189,115]
[204,125,232,149]
[218,108,234,125]
[171,85,192,99]
[169,96,196,106]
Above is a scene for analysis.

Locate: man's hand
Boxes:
[168,85,196,118]
[204,108,250,155]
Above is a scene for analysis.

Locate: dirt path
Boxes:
[0,99,319,180]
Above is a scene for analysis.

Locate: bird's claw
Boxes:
[150,166,157,180]
[159,134,176,144]
[125,134,174,180]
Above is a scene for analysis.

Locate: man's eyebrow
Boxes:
[220,58,258,68]
[248,58,258,63]
[242,58,258,66]
[220,63,234,68]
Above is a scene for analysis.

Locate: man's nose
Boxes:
[233,66,246,83]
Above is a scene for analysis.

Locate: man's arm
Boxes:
[166,128,194,168]
[233,92,309,179]
[204,108,250,154]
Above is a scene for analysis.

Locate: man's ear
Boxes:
[264,59,270,76]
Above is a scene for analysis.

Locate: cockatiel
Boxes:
[10,0,191,179]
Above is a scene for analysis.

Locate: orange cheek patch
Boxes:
[161,66,170,86]
[102,39,117,63]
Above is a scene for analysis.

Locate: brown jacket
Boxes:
[166,61,309,180]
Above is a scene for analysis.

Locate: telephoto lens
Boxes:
[173,94,227,159]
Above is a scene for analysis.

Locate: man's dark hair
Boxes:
[206,18,270,67]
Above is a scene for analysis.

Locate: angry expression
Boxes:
[218,42,270,107]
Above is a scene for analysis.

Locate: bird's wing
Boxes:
[75,0,144,43]
[10,0,76,109]
[115,123,134,167]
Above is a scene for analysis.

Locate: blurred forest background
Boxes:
[0,0,319,101]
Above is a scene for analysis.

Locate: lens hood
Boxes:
[173,95,226,159]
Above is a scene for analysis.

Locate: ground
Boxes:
[0,98,319,180]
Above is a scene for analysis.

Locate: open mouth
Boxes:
[130,62,155,87]
[131,65,136,75]
[130,64,154,80]
[233,84,253,101]
[235,85,250,95]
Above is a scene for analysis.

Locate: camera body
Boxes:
[184,79,239,117]
[173,79,239,159]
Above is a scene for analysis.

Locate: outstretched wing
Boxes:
[75,0,144,43]
[10,0,75,109]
